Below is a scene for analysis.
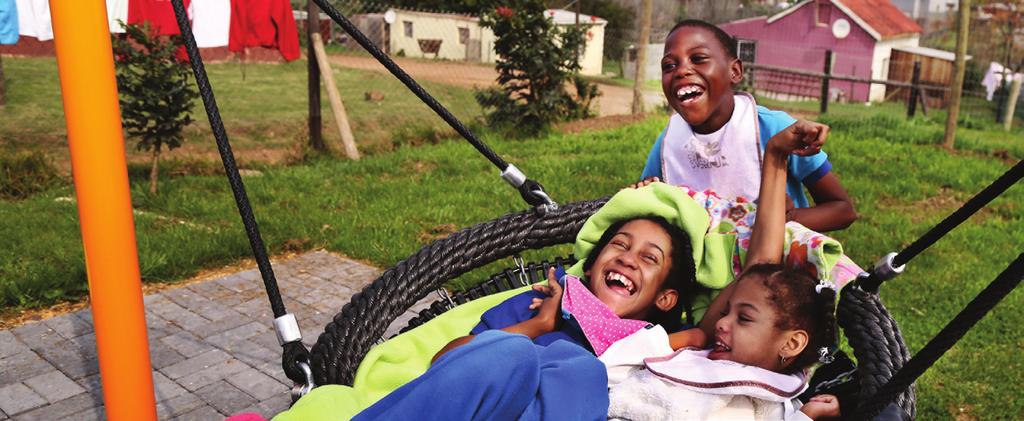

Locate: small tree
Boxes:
[476,1,600,136]
[112,22,198,194]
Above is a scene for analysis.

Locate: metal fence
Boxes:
[740,52,1024,127]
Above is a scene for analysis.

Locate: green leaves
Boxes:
[112,22,199,193]
[476,0,600,136]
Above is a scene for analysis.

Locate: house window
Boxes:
[403,21,413,38]
[817,2,831,26]
[737,39,756,63]
[459,27,469,45]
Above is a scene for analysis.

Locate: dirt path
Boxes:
[328,55,664,117]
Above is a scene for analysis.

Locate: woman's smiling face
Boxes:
[660,25,743,134]
[585,219,675,320]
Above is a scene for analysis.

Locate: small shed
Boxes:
[545,9,608,76]
[886,46,965,107]
[722,0,923,102]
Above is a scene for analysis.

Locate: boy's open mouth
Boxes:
[676,85,705,104]
[604,271,636,296]
[712,339,732,353]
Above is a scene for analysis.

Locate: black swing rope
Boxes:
[168,0,310,385]
[307,0,554,209]
[859,158,1024,292]
[167,0,555,386]
[852,253,1024,419]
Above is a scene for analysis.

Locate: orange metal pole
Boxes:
[49,1,157,420]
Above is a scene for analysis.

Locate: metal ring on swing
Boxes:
[290,361,316,402]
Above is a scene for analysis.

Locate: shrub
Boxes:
[0,151,61,200]
[476,0,600,136]
[112,22,198,194]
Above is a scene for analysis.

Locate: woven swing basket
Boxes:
[307,198,916,420]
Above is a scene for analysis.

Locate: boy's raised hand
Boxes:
[769,119,829,157]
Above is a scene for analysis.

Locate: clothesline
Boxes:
[1,0,299,61]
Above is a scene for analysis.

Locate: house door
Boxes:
[466,39,482,62]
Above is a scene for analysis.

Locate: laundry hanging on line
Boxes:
[981,62,1024,101]
[7,0,301,61]
[228,0,300,61]
[0,0,18,45]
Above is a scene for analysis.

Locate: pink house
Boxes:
[721,0,922,102]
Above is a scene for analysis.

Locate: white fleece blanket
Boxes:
[603,330,812,420]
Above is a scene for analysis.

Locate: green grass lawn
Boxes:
[0,57,483,169]
[2,59,1023,418]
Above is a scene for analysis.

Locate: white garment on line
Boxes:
[107,0,128,33]
[188,0,230,48]
[981,62,1024,101]
[15,0,51,41]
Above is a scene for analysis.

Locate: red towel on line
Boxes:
[127,0,192,36]
[228,0,300,61]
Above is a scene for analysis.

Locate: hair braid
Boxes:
[751,265,839,374]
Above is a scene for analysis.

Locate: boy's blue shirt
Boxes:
[640,106,831,208]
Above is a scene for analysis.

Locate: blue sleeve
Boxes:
[802,159,832,185]
[757,106,829,208]
[0,0,19,45]
[470,290,544,334]
[640,128,667,180]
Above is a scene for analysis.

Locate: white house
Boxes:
[545,9,608,76]
[348,8,606,76]
[384,9,497,62]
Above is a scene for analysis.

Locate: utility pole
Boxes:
[632,0,653,115]
[943,0,970,150]
[307,0,324,151]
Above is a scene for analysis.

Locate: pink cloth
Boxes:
[561,275,650,356]
[225,413,269,421]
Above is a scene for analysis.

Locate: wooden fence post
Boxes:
[311,33,360,160]
[1003,76,1022,131]
[820,50,832,114]
[307,0,324,151]
[907,61,921,118]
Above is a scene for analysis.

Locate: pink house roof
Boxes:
[767,0,921,40]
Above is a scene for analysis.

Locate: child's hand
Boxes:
[668,328,707,350]
[800,394,840,420]
[527,268,564,333]
[768,120,829,157]
[626,177,660,189]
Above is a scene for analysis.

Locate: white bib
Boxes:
[661,93,763,202]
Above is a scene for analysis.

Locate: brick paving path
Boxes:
[0,251,433,420]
